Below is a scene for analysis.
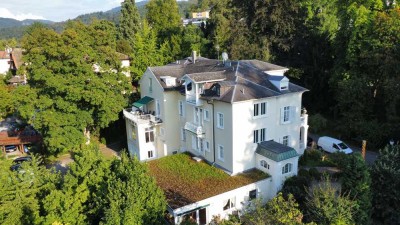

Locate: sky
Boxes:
[0,0,147,22]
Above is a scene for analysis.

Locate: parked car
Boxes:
[10,156,32,171]
[5,145,17,153]
[317,136,353,154]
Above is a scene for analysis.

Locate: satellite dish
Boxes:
[221,52,229,61]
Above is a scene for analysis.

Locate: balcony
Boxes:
[186,94,203,106]
[184,122,204,137]
[123,109,162,125]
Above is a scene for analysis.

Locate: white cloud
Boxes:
[0,7,46,21]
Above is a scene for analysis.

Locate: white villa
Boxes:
[0,49,11,74]
[123,52,309,224]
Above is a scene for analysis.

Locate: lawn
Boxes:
[147,153,269,209]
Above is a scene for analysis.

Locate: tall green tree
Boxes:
[146,0,184,60]
[0,80,13,118]
[130,20,167,82]
[118,0,141,48]
[242,193,313,225]
[340,153,372,225]
[0,156,60,225]
[100,152,166,225]
[42,144,111,224]
[20,21,130,155]
[333,6,400,145]
[306,177,355,225]
[371,145,400,224]
[146,0,182,36]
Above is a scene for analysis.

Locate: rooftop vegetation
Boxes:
[147,153,269,209]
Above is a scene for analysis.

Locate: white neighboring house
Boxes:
[0,49,11,74]
[92,52,130,77]
[117,52,131,77]
[123,53,309,224]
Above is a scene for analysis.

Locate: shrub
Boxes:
[309,113,328,133]
[327,152,349,168]
[282,176,310,207]
[299,149,323,166]
[308,168,321,180]
[298,168,311,179]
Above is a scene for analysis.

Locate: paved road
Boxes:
[308,133,379,165]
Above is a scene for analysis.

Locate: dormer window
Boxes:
[211,83,221,96]
[187,82,192,91]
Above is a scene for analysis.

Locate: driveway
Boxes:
[309,133,379,165]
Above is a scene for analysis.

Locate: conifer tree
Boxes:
[118,0,141,46]
[371,145,400,224]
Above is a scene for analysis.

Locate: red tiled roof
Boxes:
[0,51,10,59]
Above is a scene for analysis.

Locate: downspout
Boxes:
[207,99,216,164]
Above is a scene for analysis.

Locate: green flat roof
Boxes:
[256,141,299,162]
[132,96,154,108]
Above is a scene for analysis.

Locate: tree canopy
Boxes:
[371,145,400,224]
[118,0,141,49]
[19,21,130,155]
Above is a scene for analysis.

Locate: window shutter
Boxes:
[290,106,296,123]
[280,107,285,124]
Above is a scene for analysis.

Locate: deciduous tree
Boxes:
[20,21,130,155]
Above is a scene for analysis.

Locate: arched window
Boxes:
[282,163,292,174]
[260,160,270,169]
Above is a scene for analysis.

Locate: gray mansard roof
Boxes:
[256,141,299,162]
[148,57,307,103]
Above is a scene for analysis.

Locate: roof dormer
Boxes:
[160,76,177,87]
[269,76,289,91]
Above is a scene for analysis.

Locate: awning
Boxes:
[132,96,154,108]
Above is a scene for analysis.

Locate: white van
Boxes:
[317,136,353,154]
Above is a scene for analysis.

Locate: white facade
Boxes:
[123,57,308,224]
[172,177,272,224]
[0,58,10,74]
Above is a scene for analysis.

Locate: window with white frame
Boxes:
[249,189,257,200]
[194,107,202,124]
[218,145,224,161]
[283,106,290,122]
[253,128,266,143]
[145,127,154,143]
[223,197,236,211]
[181,128,186,142]
[282,163,292,174]
[199,138,203,152]
[260,160,270,169]
[282,135,289,146]
[148,150,154,159]
[204,140,210,152]
[217,112,224,129]
[204,109,210,121]
[253,102,267,117]
[178,101,184,116]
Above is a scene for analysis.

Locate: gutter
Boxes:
[207,100,216,164]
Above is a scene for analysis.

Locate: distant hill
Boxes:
[0,0,196,40]
[0,17,54,29]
